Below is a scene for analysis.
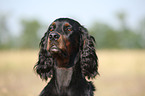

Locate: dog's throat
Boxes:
[55,57,70,67]
[55,67,73,90]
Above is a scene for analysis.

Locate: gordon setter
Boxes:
[34,18,99,96]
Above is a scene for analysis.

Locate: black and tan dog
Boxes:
[34,18,99,96]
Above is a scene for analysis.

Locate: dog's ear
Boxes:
[34,32,53,81]
[79,26,99,79]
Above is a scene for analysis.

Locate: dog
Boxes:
[34,18,99,96]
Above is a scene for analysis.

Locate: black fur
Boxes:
[34,18,99,96]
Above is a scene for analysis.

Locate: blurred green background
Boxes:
[0,0,145,96]
[0,9,145,49]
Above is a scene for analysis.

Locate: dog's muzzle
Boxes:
[49,32,60,41]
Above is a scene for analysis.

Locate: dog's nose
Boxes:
[49,33,60,41]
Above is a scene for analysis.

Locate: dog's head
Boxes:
[46,18,81,67]
[34,18,99,80]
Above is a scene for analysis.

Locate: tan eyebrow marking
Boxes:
[64,23,70,26]
[52,22,56,25]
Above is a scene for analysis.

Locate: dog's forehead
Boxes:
[52,21,73,27]
[53,18,81,26]
[54,21,69,26]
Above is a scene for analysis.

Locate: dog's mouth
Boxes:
[50,45,60,53]
[49,45,68,58]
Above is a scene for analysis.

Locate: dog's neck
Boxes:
[55,67,73,92]
[53,52,79,92]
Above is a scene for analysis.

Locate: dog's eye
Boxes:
[49,26,54,31]
[50,28,53,31]
[67,27,72,32]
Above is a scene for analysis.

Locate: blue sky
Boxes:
[1,0,145,35]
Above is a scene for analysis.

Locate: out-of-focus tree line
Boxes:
[0,12,145,49]
[89,12,145,49]
[0,13,46,49]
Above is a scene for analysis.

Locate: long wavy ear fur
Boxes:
[34,32,53,80]
[80,26,99,79]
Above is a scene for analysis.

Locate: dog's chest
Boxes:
[56,67,73,88]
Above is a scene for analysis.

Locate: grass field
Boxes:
[0,50,145,96]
